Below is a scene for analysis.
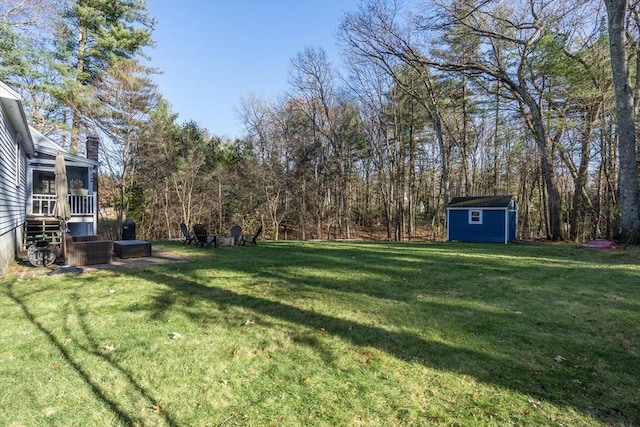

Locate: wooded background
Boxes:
[1,0,638,242]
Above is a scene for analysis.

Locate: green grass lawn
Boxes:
[1,241,639,426]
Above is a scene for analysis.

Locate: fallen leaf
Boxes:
[528,398,541,409]
[151,403,162,413]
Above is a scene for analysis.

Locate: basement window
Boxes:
[469,210,483,224]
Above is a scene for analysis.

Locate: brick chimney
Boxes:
[86,134,99,162]
[86,134,99,196]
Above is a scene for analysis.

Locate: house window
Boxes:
[469,210,483,224]
[33,171,56,194]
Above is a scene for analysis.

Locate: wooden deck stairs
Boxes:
[24,218,62,249]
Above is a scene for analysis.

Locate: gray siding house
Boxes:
[1,80,100,274]
[0,80,35,274]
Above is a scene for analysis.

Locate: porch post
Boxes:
[86,134,100,235]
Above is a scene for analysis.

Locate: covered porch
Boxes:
[24,128,100,248]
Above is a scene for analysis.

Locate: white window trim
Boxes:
[469,209,483,224]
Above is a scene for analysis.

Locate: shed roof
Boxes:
[448,195,514,208]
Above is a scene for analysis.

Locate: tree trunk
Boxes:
[568,111,596,241]
[70,26,87,154]
[521,93,563,240]
[605,0,639,241]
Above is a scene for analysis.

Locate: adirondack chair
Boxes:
[241,225,262,246]
[229,224,242,245]
[180,223,195,245]
[193,224,215,247]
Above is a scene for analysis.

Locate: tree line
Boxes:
[1,0,638,242]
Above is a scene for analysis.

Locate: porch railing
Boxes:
[31,193,96,216]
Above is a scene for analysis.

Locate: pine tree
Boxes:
[53,0,154,153]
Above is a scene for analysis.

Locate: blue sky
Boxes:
[146,0,361,140]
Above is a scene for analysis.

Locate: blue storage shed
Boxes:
[447,196,518,244]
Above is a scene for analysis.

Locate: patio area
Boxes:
[9,246,187,278]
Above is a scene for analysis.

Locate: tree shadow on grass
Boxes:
[202,241,640,310]
[5,283,177,427]
[11,240,637,425]
[130,265,637,425]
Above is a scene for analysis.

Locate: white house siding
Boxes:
[0,95,29,275]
